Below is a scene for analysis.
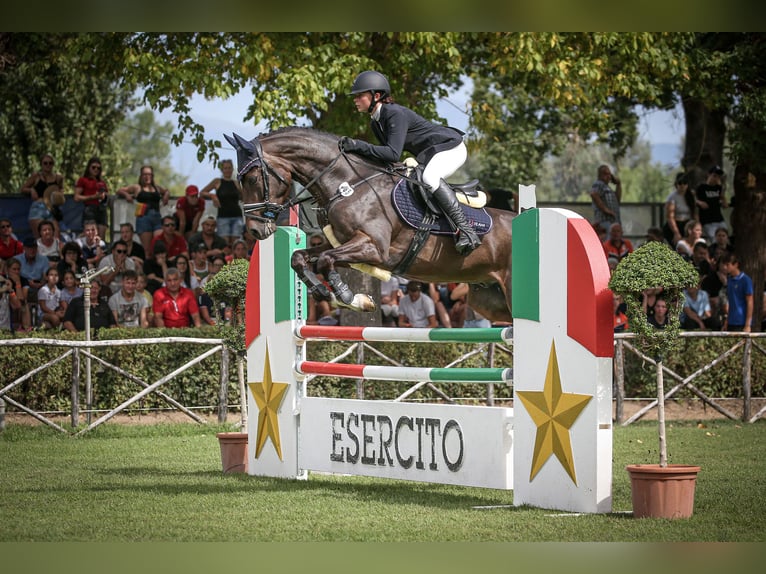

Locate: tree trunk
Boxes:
[681,96,726,188]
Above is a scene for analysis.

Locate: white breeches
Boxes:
[422,142,467,191]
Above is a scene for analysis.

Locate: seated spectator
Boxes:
[701,257,728,322]
[136,272,154,325]
[379,275,402,327]
[4,257,32,331]
[592,222,607,243]
[189,243,211,293]
[188,216,228,261]
[603,222,633,261]
[690,241,713,280]
[143,241,169,294]
[14,237,49,300]
[175,185,206,240]
[644,226,665,244]
[451,283,491,328]
[108,269,149,328]
[98,239,137,295]
[59,270,83,306]
[675,220,704,260]
[151,216,188,259]
[76,220,106,269]
[228,238,250,262]
[647,297,669,329]
[62,279,115,332]
[35,221,61,268]
[57,241,86,281]
[708,226,733,264]
[0,218,23,261]
[398,281,437,328]
[613,293,629,333]
[37,268,65,329]
[641,286,664,321]
[173,254,193,289]
[152,267,201,328]
[197,288,217,326]
[0,261,24,332]
[113,222,146,269]
[681,281,719,330]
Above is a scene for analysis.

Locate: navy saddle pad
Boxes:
[391,179,493,236]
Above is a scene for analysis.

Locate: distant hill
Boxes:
[652,143,682,167]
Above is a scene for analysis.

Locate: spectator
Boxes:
[379,275,402,327]
[62,279,115,332]
[647,297,669,329]
[143,241,169,294]
[641,286,664,321]
[19,154,65,239]
[590,164,622,228]
[695,165,729,242]
[681,281,718,331]
[644,226,665,244]
[14,237,49,298]
[663,172,696,247]
[172,254,192,288]
[397,281,437,328]
[4,258,31,331]
[187,216,228,260]
[175,185,206,240]
[0,262,24,332]
[135,272,154,325]
[112,222,146,269]
[613,293,629,333]
[117,165,170,257]
[428,282,465,328]
[0,218,23,261]
[108,269,149,328]
[59,270,83,306]
[189,243,211,293]
[73,157,109,239]
[592,221,608,243]
[152,267,201,328]
[36,220,61,268]
[720,252,753,332]
[602,222,634,261]
[151,216,188,259]
[98,239,137,295]
[708,226,733,264]
[452,283,492,328]
[675,220,704,260]
[57,241,86,282]
[701,256,728,322]
[228,238,249,262]
[76,220,107,269]
[37,267,65,329]
[690,242,713,280]
[198,256,226,324]
[199,159,243,246]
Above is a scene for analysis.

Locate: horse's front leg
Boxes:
[315,233,383,312]
[291,250,331,301]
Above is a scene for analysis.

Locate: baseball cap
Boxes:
[709,165,724,176]
[193,242,208,253]
[23,237,37,248]
[185,185,199,196]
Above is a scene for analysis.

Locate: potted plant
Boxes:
[608,241,700,518]
[204,258,250,473]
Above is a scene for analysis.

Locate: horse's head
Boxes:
[224,132,293,240]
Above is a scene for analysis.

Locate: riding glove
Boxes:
[339,136,364,154]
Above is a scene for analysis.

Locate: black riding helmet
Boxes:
[349,71,390,113]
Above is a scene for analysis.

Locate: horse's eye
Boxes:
[245,175,259,187]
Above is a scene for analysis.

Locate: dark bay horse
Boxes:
[224,127,516,323]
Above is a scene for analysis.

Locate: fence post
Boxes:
[71,347,80,428]
[742,337,752,421]
[218,346,230,423]
[614,339,625,424]
[0,397,5,432]
[355,343,364,399]
[487,342,495,406]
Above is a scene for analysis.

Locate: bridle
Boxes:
[238,137,292,223]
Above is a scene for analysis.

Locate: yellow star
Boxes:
[516,340,592,485]
[248,345,289,460]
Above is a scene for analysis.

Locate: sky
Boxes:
[150,85,685,189]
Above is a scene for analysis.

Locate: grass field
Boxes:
[0,419,764,543]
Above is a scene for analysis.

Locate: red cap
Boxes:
[185,185,199,196]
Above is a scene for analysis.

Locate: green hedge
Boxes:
[1,331,761,414]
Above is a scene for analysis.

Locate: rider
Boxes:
[339,70,482,256]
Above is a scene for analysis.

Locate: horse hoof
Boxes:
[353,294,377,312]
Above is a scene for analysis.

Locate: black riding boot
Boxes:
[432,182,481,255]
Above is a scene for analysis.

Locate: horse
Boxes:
[224,127,517,323]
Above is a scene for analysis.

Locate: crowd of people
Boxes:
[1,158,253,334]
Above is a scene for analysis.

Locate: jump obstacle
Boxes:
[244,188,614,513]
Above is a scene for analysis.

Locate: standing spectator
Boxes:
[379,274,402,327]
[590,164,622,228]
[695,165,728,242]
[647,297,669,329]
[0,218,23,261]
[397,281,437,328]
[200,159,244,246]
[76,220,107,269]
[151,216,188,259]
[98,239,137,295]
[73,157,109,239]
[720,252,753,332]
[112,222,145,269]
[14,237,49,298]
[37,268,65,329]
[62,279,115,332]
[143,241,169,294]
[59,270,83,306]
[36,220,62,268]
[675,220,704,260]
[662,172,696,247]
[57,241,86,282]
[708,226,733,264]
[602,223,634,261]
[681,281,718,331]
[153,267,201,328]
[19,154,65,239]
[4,258,31,331]
[175,185,206,240]
[108,269,149,328]
[188,216,228,260]
[117,165,170,257]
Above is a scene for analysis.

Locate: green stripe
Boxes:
[428,327,507,343]
[429,368,509,382]
[512,209,540,321]
[274,227,305,323]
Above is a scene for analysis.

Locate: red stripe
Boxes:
[299,361,366,377]
[245,241,261,347]
[298,325,366,341]
[567,219,613,357]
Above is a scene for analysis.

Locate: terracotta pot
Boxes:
[626,464,701,519]
[217,432,249,474]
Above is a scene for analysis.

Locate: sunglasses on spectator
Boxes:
[163,223,175,227]
[90,165,102,171]
[0,224,10,229]
[42,161,54,166]
[114,249,127,254]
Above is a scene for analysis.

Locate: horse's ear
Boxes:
[224,133,239,149]
[233,133,256,153]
